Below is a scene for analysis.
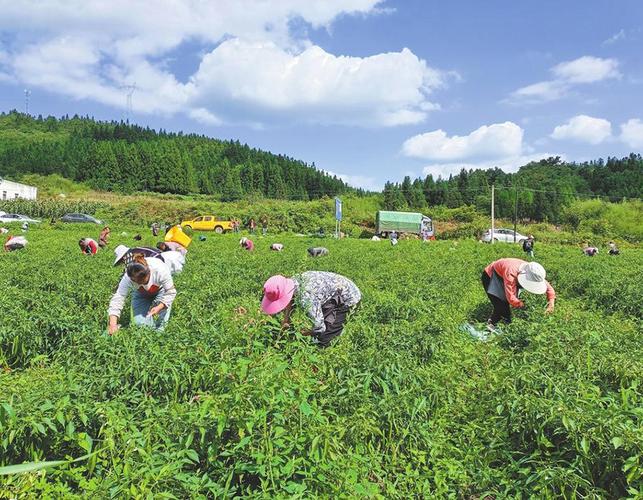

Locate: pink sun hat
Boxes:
[261,275,296,315]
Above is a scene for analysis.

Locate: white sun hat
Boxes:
[518,261,547,294]
[113,245,130,266]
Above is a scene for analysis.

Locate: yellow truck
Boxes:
[180,215,233,234]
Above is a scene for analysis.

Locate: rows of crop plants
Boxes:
[0,225,641,497]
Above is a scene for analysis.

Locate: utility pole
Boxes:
[24,89,31,115]
[491,184,495,245]
[513,187,518,243]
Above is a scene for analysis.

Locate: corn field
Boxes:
[0,199,107,219]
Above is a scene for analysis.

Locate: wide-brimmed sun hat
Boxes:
[261,275,295,315]
[518,261,547,294]
[113,245,129,266]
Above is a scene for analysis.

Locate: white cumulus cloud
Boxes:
[620,119,643,149]
[551,56,620,84]
[550,115,612,145]
[188,40,444,126]
[0,0,451,127]
[508,56,620,104]
[402,122,523,161]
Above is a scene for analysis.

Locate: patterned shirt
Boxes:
[293,271,361,334]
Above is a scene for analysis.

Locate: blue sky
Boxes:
[0,0,641,190]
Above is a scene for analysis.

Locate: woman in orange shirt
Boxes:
[481,258,555,327]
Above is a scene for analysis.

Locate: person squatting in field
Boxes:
[240,237,254,251]
[4,235,27,251]
[157,241,188,256]
[583,245,599,256]
[261,271,362,347]
[270,243,284,251]
[98,226,111,248]
[481,258,556,327]
[108,254,177,334]
[608,241,620,255]
[307,247,328,257]
[79,238,99,255]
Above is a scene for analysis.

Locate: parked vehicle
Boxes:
[181,215,233,234]
[59,213,103,224]
[375,211,434,239]
[0,213,41,224]
[482,228,527,243]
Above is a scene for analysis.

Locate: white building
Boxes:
[0,178,38,201]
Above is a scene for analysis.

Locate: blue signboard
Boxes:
[335,197,342,221]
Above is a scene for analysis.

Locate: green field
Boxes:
[1,226,641,498]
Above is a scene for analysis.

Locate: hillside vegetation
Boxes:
[0,111,352,200]
[384,155,642,223]
[2,174,641,243]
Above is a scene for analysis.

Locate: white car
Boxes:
[482,228,527,243]
[0,213,41,224]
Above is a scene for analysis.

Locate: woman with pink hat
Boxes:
[481,258,556,328]
[261,271,361,347]
[240,237,254,251]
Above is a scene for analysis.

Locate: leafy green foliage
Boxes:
[0,111,354,200]
[0,226,641,497]
[385,156,643,223]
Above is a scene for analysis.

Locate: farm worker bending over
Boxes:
[79,238,99,255]
[307,247,329,257]
[261,271,362,347]
[98,226,111,248]
[157,241,188,256]
[482,258,555,327]
[270,243,284,251]
[608,241,620,255]
[108,254,176,334]
[4,235,27,252]
[157,250,185,274]
[240,237,254,251]
[583,246,599,257]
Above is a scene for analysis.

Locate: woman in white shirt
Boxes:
[108,254,177,334]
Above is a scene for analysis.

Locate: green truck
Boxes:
[376,211,435,239]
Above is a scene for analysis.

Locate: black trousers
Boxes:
[315,292,351,347]
[481,271,512,325]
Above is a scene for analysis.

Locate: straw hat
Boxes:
[518,262,547,294]
[261,275,296,315]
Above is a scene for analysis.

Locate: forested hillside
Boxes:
[384,156,643,222]
[0,111,351,200]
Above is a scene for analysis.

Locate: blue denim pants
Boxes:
[131,290,171,330]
